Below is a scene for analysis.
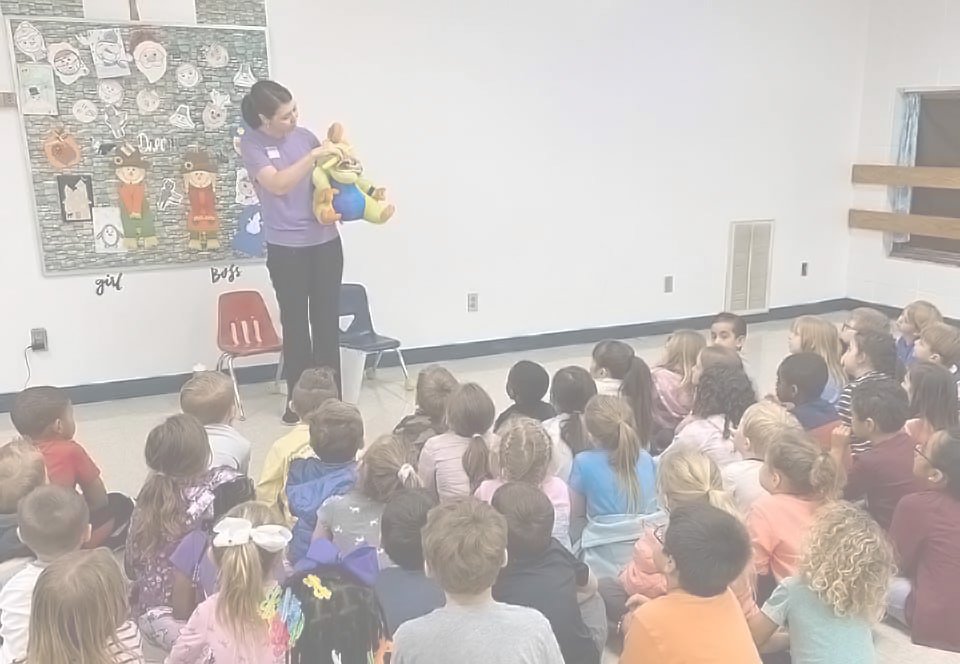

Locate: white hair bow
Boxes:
[212,517,292,553]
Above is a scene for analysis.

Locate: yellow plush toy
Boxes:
[312,123,394,225]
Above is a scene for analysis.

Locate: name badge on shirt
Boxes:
[266,147,281,160]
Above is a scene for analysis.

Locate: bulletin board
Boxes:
[6,16,270,274]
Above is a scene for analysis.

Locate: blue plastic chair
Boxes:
[339,283,410,384]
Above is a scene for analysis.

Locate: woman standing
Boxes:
[240,80,341,423]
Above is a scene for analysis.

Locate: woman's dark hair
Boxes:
[692,365,756,437]
[550,366,597,455]
[240,79,292,128]
[285,570,387,664]
[592,340,654,445]
[908,361,960,432]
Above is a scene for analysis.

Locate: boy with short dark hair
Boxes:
[10,386,131,549]
[375,489,445,633]
[285,399,362,563]
[494,361,556,431]
[0,485,90,663]
[837,331,897,455]
[776,353,839,449]
[0,440,46,563]
[257,367,339,515]
[491,482,601,664]
[620,503,761,663]
[711,312,747,352]
[832,378,926,529]
[392,497,563,664]
[180,371,252,473]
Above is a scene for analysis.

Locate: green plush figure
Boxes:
[312,123,394,225]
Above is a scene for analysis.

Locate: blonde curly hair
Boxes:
[801,501,896,620]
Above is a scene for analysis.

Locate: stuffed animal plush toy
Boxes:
[312,123,394,225]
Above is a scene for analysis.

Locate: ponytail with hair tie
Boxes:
[397,463,416,483]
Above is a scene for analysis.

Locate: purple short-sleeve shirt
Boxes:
[240,126,339,247]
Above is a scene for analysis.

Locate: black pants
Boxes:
[267,238,344,397]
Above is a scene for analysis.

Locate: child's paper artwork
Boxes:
[84,28,131,79]
[17,63,58,116]
[202,90,230,131]
[92,207,126,253]
[71,99,98,123]
[176,62,201,88]
[202,42,229,68]
[13,21,46,62]
[231,205,265,257]
[132,39,167,84]
[169,103,195,130]
[156,177,183,211]
[47,42,88,85]
[136,88,160,114]
[233,62,256,88]
[57,174,94,222]
[103,105,128,139]
[97,79,124,105]
[235,168,258,205]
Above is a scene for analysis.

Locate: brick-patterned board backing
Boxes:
[195,0,265,27]
[0,0,82,18]
[7,18,270,274]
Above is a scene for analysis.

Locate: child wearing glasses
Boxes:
[888,427,960,652]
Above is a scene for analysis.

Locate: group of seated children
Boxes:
[1,302,960,663]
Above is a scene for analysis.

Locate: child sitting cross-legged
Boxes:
[750,501,896,664]
[476,417,571,548]
[257,367,339,518]
[316,434,422,569]
[180,371,253,473]
[126,414,244,649]
[393,365,458,457]
[0,485,91,664]
[286,400,362,563]
[542,366,598,482]
[888,427,960,652]
[832,378,926,529]
[491,482,602,664]
[11,386,133,548]
[374,489,445,633]
[0,440,46,563]
[391,497,564,663]
[619,503,761,664]
[904,361,959,446]
[724,401,800,514]
[25,548,145,664]
[775,353,839,449]
[609,451,758,635]
[495,360,557,430]
[167,501,292,663]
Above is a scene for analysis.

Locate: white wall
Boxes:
[850,0,960,317]
[0,0,869,393]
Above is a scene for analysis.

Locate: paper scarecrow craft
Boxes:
[312,123,394,225]
[114,144,157,249]
[182,149,220,251]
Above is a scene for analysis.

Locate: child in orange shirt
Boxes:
[620,503,761,664]
[747,430,839,588]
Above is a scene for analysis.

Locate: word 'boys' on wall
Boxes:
[7,17,269,275]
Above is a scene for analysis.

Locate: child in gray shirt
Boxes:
[391,497,562,664]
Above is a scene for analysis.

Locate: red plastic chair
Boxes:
[215,290,283,420]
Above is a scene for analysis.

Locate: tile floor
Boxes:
[1,312,957,663]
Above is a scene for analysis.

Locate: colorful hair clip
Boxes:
[304,574,332,600]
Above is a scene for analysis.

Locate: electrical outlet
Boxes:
[801,262,809,277]
[30,328,48,351]
[663,276,674,293]
[467,292,479,313]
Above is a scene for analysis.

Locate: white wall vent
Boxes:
[725,220,774,314]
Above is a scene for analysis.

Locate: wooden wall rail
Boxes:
[849,210,960,240]
[852,164,960,189]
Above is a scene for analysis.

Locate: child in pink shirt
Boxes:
[167,502,292,664]
[616,451,757,628]
[475,418,571,548]
[650,330,705,436]
[748,430,840,584]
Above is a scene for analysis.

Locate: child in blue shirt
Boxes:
[286,400,361,562]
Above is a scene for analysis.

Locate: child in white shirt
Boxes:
[180,371,253,473]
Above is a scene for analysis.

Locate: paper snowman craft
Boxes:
[114,144,157,249]
[231,205,265,257]
[182,149,220,251]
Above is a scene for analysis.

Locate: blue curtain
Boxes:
[890,92,921,241]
